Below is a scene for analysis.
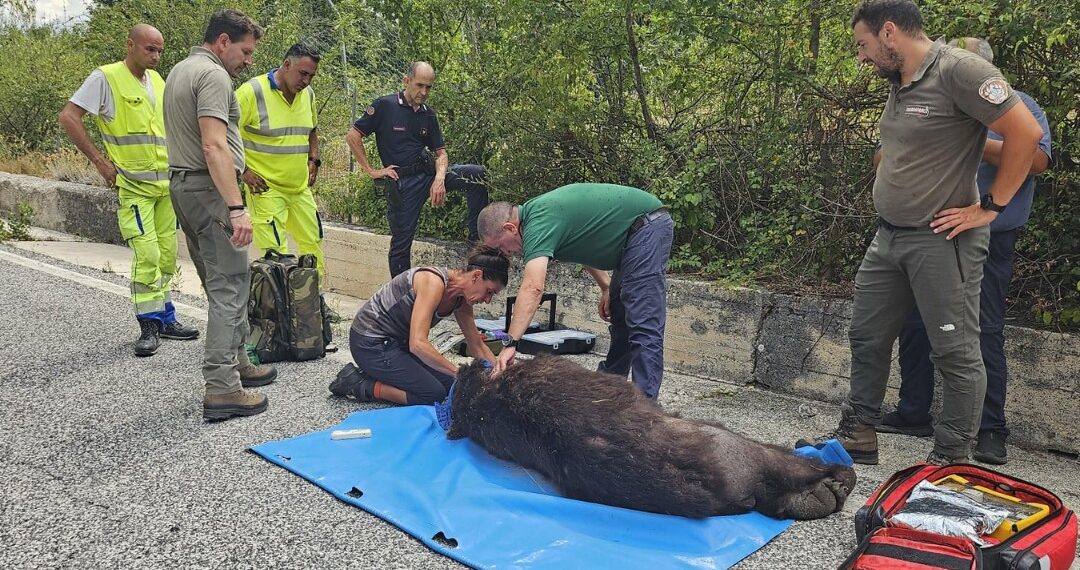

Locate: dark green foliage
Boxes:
[1,0,1076,327]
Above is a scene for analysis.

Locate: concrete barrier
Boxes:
[2,171,1077,455]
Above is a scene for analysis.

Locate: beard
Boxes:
[875,45,904,84]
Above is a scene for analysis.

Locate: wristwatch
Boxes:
[501,336,520,349]
[980,194,1006,213]
[308,157,322,167]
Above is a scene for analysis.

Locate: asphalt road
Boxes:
[2,243,1077,569]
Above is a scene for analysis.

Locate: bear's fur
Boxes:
[448,356,856,520]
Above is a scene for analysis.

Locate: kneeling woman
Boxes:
[332,246,510,405]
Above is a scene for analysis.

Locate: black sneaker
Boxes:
[926,450,967,466]
[329,363,377,402]
[161,320,200,340]
[134,319,160,357]
[973,432,1008,465]
[877,410,934,438]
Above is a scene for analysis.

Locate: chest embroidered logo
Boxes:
[979,78,1010,105]
[904,104,930,117]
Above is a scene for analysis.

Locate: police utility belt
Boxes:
[375,149,437,209]
[393,149,437,178]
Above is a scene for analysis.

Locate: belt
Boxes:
[629,207,669,234]
[169,169,242,184]
[394,162,429,178]
[878,217,920,232]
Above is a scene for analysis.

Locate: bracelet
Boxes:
[228,209,248,218]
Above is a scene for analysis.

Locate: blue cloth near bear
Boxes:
[251,406,850,569]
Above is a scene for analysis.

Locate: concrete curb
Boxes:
[2,171,1077,455]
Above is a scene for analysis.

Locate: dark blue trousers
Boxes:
[597,213,674,399]
[387,164,489,277]
[350,329,454,405]
[896,228,1017,436]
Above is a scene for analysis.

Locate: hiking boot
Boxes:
[973,431,1008,465]
[797,411,879,465]
[329,363,377,402]
[203,389,268,421]
[926,449,968,466]
[134,319,160,357]
[239,363,277,388]
[877,410,934,438]
[161,320,200,340]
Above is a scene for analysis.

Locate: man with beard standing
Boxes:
[165,9,277,421]
[798,0,1043,465]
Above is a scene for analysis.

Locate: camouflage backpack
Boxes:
[248,251,331,363]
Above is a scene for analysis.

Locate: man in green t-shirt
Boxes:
[478,183,673,399]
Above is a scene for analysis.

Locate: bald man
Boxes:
[347,61,489,277]
[60,24,199,357]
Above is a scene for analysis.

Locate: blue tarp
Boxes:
[251,407,845,569]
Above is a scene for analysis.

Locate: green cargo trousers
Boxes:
[169,171,252,395]
[846,222,990,458]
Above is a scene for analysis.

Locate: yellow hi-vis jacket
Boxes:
[236,71,317,194]
[97,61,169,196]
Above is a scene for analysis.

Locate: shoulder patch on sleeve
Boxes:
[365,105,375,116]
[979,78,1011,105]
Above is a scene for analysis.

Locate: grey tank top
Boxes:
[351,267,458,343]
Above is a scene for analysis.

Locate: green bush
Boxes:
[0,0,1075,328]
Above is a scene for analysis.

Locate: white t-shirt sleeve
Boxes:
[69,70,115,122]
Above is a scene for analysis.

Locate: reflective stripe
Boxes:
[132,281,156,294]
[245,78,314,137]
[116,166,169,182]
[243,140,310,155]
[243,124,312,136]
[102,133,166,147]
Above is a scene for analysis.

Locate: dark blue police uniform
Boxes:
[353,92,489,276]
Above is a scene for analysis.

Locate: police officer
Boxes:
[59,23,199,357]
[346,61,489,277]
[236,43,338,321]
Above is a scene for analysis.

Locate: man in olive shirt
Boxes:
[165,9,276,421]
[799,0,1044,465]
[478,183,673,399]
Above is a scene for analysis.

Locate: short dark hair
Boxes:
[285,43,321,64]
[465,245,511,287]
[850,0,923,35]
[203,9,263,44]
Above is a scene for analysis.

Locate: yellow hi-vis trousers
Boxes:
[116,188,178,321]
[247,187,326,284]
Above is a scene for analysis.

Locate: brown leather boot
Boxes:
[238,364,277,388]
[203,389,268,421]
[797,410,879,465]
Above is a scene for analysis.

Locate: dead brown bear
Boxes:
[447,356,856,520]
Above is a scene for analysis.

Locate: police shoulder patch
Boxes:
[979,77,1010,105]
[365,105,375,116]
